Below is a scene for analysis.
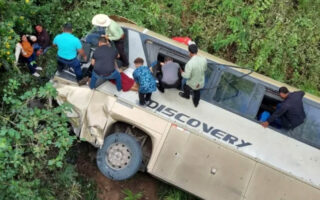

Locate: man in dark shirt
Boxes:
[34,25,50,54]
[89,37,122,91]
[261,87,306,130]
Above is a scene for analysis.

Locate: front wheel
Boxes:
[96,133,142,181]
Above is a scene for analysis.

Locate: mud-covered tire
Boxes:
[96,133,142,181]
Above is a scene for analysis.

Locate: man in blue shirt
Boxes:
[53,23,87,82]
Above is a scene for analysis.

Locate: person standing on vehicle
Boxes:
[133,57,157,106]
[261,87,306,130]
[91,14,129,68]
[89,37,122,91]
[53,23,87,82]
[157,56,180,93]
[179,44,207,107]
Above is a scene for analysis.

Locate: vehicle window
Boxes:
[294,103,320,149]
[213,72,257,116]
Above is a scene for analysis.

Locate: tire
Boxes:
[96,133,142,181]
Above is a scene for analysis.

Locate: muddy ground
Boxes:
[75,142,160,200]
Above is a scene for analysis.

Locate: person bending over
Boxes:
[89,37,122,91]
[133,57,156,106]
[261,86,306,130]
[157,56,180,93]
[92,14,129,67]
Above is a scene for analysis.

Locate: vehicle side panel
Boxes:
[151,125,256,200]
[244,163,320,200]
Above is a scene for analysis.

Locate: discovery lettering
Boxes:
[147,100,252,148]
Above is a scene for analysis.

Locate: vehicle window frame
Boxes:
[205,66,264,119]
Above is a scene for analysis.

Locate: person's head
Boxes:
[98,37,108,46]
[164,56,173,63]
[92,14,111,27]
[21,35,27,42]
[134,57,144,68]
[35,25,43,33]
[279,86,289,99]
[63,23,72,33]
[188,44,198,57]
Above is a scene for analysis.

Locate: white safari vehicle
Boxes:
[53,16,320,200]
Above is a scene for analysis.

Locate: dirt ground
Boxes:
[76,142,160,200]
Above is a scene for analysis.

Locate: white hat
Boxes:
[30,35,37,42]
[92,14,111,27]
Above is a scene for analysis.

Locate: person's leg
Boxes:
[182,84,191,98]
[138,92,146,105]
[193,89,201,107]
[27,54,37,74]
[156,73,165,93]
[57,57,66,72]
[89,71,99,89]
[69,58,83,81]
[181,78,187,90]
[280,116,292,130]
[104,70,122,91]
[114,39,129,67]
[42,46,50,54]
[83,64,94,78]
[145,93,152,102]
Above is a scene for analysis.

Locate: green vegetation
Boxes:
[0,0,319,199]
[158,183,199,200]
[122,189,143,200]
[1,0,319,96]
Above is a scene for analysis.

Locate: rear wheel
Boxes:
[96,133,142,181]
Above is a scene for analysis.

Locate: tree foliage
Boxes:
[1,0,319,95]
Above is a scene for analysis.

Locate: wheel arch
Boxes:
[104,120,155,172]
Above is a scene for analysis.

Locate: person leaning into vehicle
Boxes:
[156,56,180,93]
[89,37,122,91]
[261,86,306,130]
[53,23,87,82]
[179,44,207,107]
[91,14,129,68]
[133,57,157,106]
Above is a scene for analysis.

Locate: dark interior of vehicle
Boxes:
[157,53,186,70]
[256,89,283,128]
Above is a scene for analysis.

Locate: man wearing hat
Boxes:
[53,23,87,82]
[92,14,129,67]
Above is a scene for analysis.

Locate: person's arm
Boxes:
[52,36,57,47]
[261,104,288,128]
[77,48,87,60]
[181,62,192,79]
[15,43,22,64]
[76,39,87,61]
[91,58,95,66]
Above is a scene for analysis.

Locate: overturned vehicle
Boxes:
[53,16,320,200]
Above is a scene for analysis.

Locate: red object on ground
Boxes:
[172,36,192,45]
[110,72,135,92]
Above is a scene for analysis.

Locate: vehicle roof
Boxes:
[115,19,320,103]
